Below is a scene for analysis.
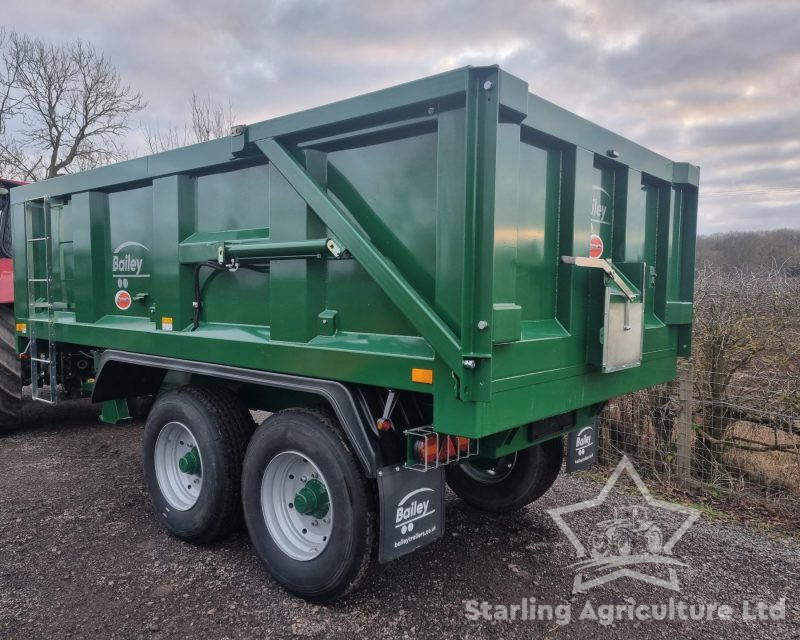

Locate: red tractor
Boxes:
[0,177,26,429]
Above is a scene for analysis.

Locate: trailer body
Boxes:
[11,65,697,445]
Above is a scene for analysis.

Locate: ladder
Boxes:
[24,197,57,404]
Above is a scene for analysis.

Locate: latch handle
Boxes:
[561,256,637,301]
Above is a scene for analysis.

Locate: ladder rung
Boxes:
[25,203,58,407]
[32,302,68,310]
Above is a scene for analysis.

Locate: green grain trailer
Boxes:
[8,65,698,601]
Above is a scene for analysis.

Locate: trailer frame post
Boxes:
[152,175,196,331]
[675,358,694,485]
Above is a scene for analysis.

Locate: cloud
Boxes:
[3,0,799,232]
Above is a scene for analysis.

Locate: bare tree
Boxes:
[0,31,28,180]
[0,34,144,180]
[190,92,234,142]
[145,92,235,153]
[0,29,23,134]
[692,263,800,477]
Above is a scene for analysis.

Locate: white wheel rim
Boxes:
[154,421,203,511]
[261,451,333,561]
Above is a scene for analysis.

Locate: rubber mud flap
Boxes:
[377,465,445,563]
[567,423,597,472]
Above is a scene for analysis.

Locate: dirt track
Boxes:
[0,397,797,639]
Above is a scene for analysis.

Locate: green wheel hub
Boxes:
[293,478,329,518]
[178,446,201,476]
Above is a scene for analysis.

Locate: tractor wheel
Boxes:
[242,409,375,602]
[142,386,255,544]
[446,436,563,513]
[0,304,22,433]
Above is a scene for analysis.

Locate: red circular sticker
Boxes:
[589,234,604,258]
[115,290,132,311]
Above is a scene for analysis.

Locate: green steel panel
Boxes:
[516,134,561,324]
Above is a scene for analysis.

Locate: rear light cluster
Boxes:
[413,434,470,464]
[405,426,478,471]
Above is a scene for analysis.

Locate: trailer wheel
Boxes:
[0,305,22,433]
[242,409,375,602]
[446,436,563,513]
[142,386,255,544]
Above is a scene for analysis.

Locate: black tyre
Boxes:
[142,386,255,544]
[242,409,375,602]
[0,305,22,432]
[446,436,563,512]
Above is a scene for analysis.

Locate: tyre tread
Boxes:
[0,305,21,433]
[180,386,256,542]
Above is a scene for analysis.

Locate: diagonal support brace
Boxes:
[256,138,464,377]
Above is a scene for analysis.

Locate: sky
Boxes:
[4,0,800,234]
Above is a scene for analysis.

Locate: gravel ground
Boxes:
[0,397,797,640]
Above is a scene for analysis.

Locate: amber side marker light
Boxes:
[411,368,433,384]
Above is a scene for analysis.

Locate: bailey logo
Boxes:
[111,241,149,279]
[575,430,592,449]
[114,290,132,311]
[395,487,435,535]
[548,456,701,593]
[589,234,604,258]
[590,185,610,223]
